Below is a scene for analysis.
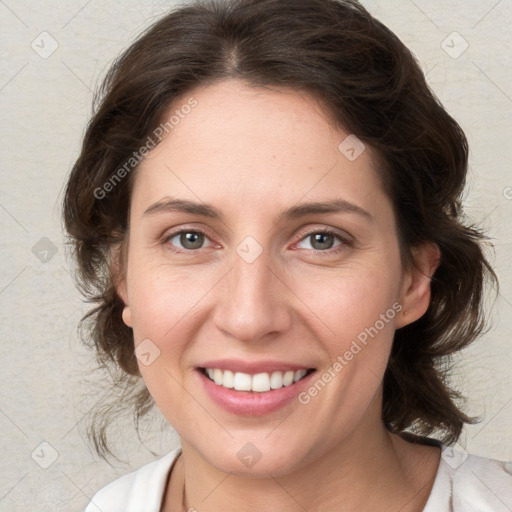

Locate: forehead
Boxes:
[131,79,388,220]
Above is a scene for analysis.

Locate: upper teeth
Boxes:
[205,368,309,392]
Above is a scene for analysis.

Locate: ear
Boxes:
[110,240,132,328]
[395,242,441,329]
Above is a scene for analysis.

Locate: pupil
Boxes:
[181,232,203,249]
[312,233,333,250]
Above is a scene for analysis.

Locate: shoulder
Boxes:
[449,448,512,511]
[83,447,182,512]
[424,444,512,512]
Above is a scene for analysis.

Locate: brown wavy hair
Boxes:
[62,0,498,462]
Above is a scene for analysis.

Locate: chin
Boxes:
[194,438,308,478]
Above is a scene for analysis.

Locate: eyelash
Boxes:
[296,228,354,254]
[163,227,353,255]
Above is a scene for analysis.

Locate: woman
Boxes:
[63,0,512,510]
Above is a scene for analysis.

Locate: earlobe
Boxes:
[122,305,133,328]
[109,239,132,327]
[116,278,132,328]
[116,278,133,328]
[396,242,441,329]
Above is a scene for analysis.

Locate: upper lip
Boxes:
[198,359,316,374]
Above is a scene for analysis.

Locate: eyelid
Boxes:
[162,225,219,252]
[292,226,354,252]
[162,224,354,254]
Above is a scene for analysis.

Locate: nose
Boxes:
[213,247,293,343]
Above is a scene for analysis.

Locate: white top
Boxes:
[84,445,512,512]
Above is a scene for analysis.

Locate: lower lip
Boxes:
[196,369,316,416]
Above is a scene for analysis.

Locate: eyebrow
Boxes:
[143,198,223,218]
[143,197,373,222]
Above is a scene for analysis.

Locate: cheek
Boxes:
[126,266,198,409]
[291,260,403,402]
[127,260,207,340]
[294,261,402,338]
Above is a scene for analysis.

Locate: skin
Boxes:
[116,79,442,512]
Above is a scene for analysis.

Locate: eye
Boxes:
[164,229,214,252]
[295,229,352,252]
[163,227,352,254]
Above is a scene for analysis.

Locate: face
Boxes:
[117,79,431,477]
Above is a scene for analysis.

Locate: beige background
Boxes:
[0,0,511,510]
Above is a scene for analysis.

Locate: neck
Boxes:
[167,422,440,512]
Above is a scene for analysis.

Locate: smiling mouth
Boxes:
[199,367,316,393]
